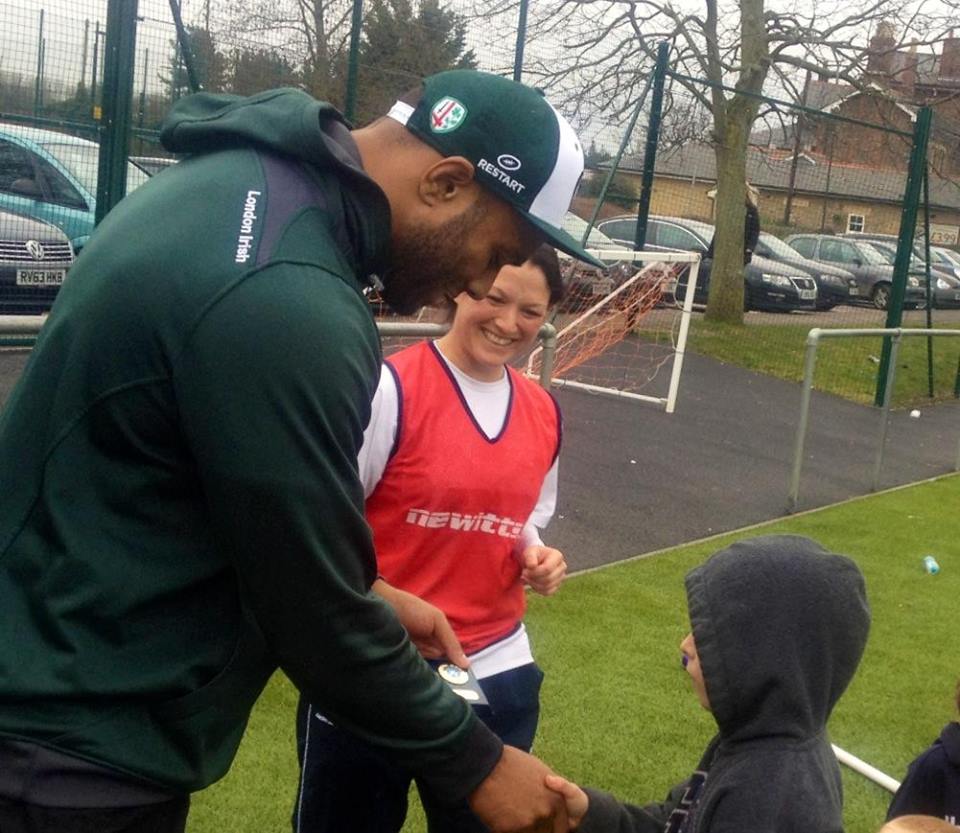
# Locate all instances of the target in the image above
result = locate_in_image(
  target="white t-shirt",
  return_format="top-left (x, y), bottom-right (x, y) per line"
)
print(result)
top-left (358, 342), bottom-right (559, 676)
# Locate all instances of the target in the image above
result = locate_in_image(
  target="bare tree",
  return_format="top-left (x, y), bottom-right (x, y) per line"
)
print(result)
top-left (212, 0), bottom-right (355, 103)
top-left (473, 0), bottom-right (955, 323)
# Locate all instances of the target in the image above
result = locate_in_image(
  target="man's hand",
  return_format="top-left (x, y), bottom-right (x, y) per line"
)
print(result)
top-left (520, 546), bottom-right (567, 596)
top-left (469, 746), bottom-right (569, 833)
top-left (372, 578), bottom-right (469, 668)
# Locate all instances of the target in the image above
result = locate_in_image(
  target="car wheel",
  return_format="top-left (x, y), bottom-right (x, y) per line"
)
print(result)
top-left (872, 283), bottom-right (891, 310)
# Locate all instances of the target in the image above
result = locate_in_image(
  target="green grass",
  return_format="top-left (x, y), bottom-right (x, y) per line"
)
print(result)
top-left (187, 475), bottom-right (960, 833)
top-left (684, 320), bottom-right (960, 406)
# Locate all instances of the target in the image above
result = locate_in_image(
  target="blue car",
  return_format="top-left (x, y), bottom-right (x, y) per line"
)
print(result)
top-left (0, 122), bottom-right (149, 253)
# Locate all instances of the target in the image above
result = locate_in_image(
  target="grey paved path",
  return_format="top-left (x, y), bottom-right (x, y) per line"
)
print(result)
top-left (549, 351), bottom-right (959, 570)
top-left (2, 345), bottom-right (957, 572)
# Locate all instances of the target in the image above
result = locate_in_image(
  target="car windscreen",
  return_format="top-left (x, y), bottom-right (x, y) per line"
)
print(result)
top-left (756, 233), bottom-right (804, 259)
top-left (856, 242), bottom-right (895, 265)
top-left (561, 213), bottom-right (619, 249)
top-left (41, 142), bottom-right (150, 197)
top-left (868, 241), bottom-right (925, 268)
top-left (933, 247), bottom-right (960, 267)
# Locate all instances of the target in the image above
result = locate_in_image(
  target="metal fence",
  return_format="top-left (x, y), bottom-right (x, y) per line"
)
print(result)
top-left (1, 1), bottom-right (959, 408)
top-left (584, 44), bottom-right (960, 408)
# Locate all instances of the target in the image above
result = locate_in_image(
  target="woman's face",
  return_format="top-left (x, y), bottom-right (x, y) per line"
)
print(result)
top-left (444, 260), bottom-right (551, 382)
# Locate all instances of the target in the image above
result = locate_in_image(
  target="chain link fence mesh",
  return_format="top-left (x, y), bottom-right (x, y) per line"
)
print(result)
top-left (1, 0), bottom-right (958, 405)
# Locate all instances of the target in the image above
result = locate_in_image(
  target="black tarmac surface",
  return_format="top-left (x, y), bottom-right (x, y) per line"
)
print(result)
top-left (2, 344), bottom-right (957, 573)
top-left (550, 351), bottom-right (959, 570)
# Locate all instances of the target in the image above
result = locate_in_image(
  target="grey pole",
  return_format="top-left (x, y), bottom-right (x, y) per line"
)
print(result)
top-left (872, 331), bottom-right (902, 491)
top-left (537, 323), bottom-right (556, 389)
top-left (787, 328), bottom-right (821, 513)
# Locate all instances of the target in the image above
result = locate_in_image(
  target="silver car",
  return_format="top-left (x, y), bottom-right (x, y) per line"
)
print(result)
top-left (784, 234), bottom-right (925, 310)
top-left (0, 209), bottom-right (75, 314)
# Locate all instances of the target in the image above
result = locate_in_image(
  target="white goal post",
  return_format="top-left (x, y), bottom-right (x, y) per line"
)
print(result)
top-left (526, 249), bottom-right (701, 414)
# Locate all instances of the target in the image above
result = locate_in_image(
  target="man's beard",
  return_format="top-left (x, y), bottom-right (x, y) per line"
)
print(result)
top-left (380, 201), bottom-right (488, 315)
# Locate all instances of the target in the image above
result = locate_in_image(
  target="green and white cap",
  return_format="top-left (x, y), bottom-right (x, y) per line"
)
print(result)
top-left (387, 69), bottom-right (604, 268)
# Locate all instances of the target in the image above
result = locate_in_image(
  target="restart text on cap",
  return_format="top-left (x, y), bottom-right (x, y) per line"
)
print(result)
top-left (387, 70), bottom-right (605, 268)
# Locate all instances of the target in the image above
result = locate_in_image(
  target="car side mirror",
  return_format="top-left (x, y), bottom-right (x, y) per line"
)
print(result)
top-left (851, 258), bottom-right (862, 267)
top-left (9, 177), bottom-right (43, 198)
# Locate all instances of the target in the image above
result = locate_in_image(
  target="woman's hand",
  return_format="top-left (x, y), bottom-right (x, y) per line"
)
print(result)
top-left (520, 546), bottom-right (567, 596)
top-left (372, 579), bottom-right (469, 668)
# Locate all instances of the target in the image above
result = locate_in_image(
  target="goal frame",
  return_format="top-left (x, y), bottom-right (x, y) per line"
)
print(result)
top-left (526, 249), bottom-right (702, 414)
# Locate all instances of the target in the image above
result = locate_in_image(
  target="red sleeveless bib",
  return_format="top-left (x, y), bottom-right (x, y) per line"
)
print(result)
top-left (366, 342), bottom-right (560, 653)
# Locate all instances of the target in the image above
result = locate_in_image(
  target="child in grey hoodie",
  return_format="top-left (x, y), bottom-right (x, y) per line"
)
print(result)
top-left (546, 534), bottom-right (871, 833)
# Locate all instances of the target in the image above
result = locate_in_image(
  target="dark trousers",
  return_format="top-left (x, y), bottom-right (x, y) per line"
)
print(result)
top-left (292, 662), bottom-right (544, 833)
top-left (0, 796), bottom-right (189, 833)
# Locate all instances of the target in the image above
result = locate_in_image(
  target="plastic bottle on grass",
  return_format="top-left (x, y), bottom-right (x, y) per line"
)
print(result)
top-left (922, 555), bottom-right (940, 575)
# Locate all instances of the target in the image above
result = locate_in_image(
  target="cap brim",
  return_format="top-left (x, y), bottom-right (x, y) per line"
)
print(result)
top-left (524, 214), bottom-right (607, 269)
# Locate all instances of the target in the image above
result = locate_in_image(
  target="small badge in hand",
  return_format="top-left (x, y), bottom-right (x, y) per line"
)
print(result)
top-left (436, 663), bottom-right (488, 705)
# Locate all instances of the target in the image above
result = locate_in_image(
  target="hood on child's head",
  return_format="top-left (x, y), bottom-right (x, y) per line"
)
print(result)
top-left (684, 534), bottom-right (870, 743)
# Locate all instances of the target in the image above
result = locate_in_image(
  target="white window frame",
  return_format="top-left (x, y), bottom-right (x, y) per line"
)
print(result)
top-left (847, 214), bottom-right (865, 233)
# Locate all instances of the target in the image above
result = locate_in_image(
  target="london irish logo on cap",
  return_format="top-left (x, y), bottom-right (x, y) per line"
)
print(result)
top-left (430, 97), bottom-right (467, 133)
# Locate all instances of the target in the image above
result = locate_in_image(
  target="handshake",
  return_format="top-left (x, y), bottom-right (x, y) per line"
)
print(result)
top-left (469, 745), bottom-right (587, 833)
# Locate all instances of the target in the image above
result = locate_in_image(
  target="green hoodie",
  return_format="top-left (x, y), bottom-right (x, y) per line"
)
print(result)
top-left (0, 89), bottom-right (501, 798)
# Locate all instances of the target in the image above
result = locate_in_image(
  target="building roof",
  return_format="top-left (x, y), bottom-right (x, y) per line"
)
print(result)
top-left (606, 142), bottom-right (960, 210)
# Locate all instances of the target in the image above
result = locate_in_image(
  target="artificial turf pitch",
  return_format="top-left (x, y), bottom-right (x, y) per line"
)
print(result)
top-left (188, 473), bottom-right (959, 833)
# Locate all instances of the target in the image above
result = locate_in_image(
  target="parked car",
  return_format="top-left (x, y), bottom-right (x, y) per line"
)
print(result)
top-left (130, 155), bottom-right (178, 176)
top-left (752, 231), bottom-right (859, 310)
top-left (558, 213), bottom-right (638, 309)
top-left (930, 245), bottom-right (960, 278)
top-left (784, 234), bottom-right (926, 310)
top-left (0, 209), bottom-right (75, 314)
top-left (930, 246), bottom-right (960, 278)
top-left (860, 239), bottom-right (960, 309)
top-left (598, 214), bottom-right (818, 312)
top-left (0, 122), bottom-right (150, 253)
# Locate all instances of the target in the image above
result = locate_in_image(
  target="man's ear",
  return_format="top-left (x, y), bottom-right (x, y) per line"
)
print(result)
top-left (417, 156), bottom-right (476, 206)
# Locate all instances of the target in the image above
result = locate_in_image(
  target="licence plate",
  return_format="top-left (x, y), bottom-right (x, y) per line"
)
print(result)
top-left (17, 268), bottom-right (65, 286)
top-left (591, 277), bottom-right (614, 295)
top-left (799, 289), bottom-right (816, 300)
top-left (849, 287), bottom-right (859, 296)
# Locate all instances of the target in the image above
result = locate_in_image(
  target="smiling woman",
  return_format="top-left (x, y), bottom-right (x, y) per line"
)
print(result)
top-left (293, 244), bottom-right (570, 833)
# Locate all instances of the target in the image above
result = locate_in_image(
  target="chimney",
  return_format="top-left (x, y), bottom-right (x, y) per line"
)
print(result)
top-left (868, 21), bottom-right (897, 76)
top-left (941, 30), bottom-right (960, 80)
top-left (900, 41), bottom-right (918, 93)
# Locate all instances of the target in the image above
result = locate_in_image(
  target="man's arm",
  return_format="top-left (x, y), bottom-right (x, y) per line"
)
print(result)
top-left (174, 266), bottom-right (564, 829)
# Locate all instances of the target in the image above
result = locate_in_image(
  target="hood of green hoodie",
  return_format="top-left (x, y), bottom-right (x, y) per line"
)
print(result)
top-left (160, 88), bottom-right (391, 279)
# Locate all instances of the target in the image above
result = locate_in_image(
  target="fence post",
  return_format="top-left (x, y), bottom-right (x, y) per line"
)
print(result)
top-left (872, 331), bottom-right (902, 490)
top-left (33, 10), bottom-right (45, 118)
top-left (344, 0), bottom-right (364, 123)
top-left (920, 165), bottom-right (934, 398)
top-left (582, 72), bottom-right (654, 243)
top-left (634, 41), bottom-right (669, 251)
top-left (94, 0), bottom-right (139, 226)
top-left (787, 329), bottom-right (821, 513)
top-left (513, 0), bottom-right (529, 82)
top-left (875, 107), bottom-right (931, 405)
top-left (537, 322), bottom-right (556, 389)
top-left (168, 0), bottom-right (201, 93)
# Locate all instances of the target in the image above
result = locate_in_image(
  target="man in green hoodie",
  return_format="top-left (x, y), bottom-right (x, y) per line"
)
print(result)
top-left (0, 70), bottom-right (600, 833)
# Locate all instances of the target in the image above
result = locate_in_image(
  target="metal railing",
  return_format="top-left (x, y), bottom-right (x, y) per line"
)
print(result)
top-left (787, 327), bottom-right (960, 512)
top-left (1, 318), bottom-right (558, 390)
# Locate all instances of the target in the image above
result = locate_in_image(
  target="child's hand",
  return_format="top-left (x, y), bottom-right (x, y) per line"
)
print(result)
top-left (544, 773), bottom-right (588, 829)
